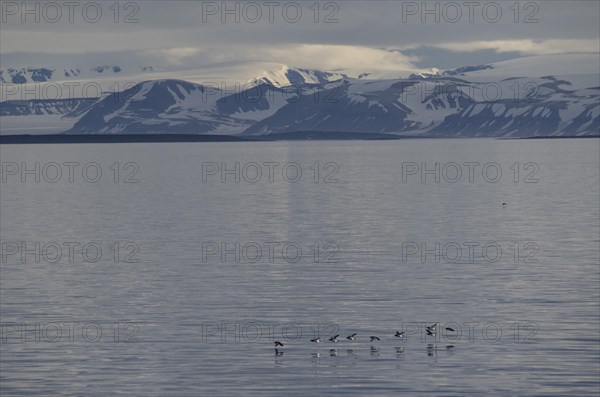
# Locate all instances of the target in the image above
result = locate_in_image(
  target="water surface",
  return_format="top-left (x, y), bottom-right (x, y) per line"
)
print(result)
top-left (1, 139), bottom-right (599, 396)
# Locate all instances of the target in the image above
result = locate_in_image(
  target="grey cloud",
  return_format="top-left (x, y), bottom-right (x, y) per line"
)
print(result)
top-left (1, 1), bottom-right (598, 72)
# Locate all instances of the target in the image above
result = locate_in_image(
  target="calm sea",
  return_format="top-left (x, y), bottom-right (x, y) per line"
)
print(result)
top-left (1, 139), bottom-right (599, 396)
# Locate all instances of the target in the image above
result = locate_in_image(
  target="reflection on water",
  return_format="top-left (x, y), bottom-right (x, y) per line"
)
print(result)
top-left (1, 139), bottom-right (599, 396)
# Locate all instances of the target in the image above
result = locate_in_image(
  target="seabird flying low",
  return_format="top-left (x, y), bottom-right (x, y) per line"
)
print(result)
top-left (310, 337), bottom-right (321, 343)
top-left (445, 327), bottom-right (455, 332)
top-left (329, 335), bottom-right (339, 343)
top-left (346, 333), bottom-right (357, 341)
top-left (395, 331), bottom-right (405, 338)
top-left (274, 341), bottom-right (284, 347)
top-left (370, 336), bottom-right (380, 342)
top-left (426, 324), bottom-right (438, 336)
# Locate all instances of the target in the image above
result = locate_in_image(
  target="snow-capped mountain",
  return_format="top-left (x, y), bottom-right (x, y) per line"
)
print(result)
top-left (64, 79), bottom-right (294, 135)
top-left (0, 67), bottom-right (55, 83)
top-left (0, 65), bottom-right (154, 84)
top-left (244, 68), bottom-right (599, 137)
top-left (2, 54), bottom-right (599, 137)
top-left (249, 65), bottom-right (347, 88)
top-left (408, 65), bottom-right (493, 80)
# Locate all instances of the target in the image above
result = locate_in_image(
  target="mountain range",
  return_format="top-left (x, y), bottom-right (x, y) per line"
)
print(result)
top-left (1, 54), bottom-right (598, 137)
top-left (0, 65), bottom-right (153, 84)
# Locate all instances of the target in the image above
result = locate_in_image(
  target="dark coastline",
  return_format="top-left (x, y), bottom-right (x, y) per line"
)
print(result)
top-left (1, 132), bottom-right (597, 144)
top-left (0, 134), bottom-right (253, 144)
top-left (0, 131), bottom-right (410, 144)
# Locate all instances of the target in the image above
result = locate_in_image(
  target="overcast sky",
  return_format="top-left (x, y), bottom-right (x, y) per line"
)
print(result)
top-left (1, 0), bottom-right (599, 77)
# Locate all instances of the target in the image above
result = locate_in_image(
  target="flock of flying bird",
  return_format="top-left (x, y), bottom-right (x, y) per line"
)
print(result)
top-left (273, 323), bottom-right (455, 349)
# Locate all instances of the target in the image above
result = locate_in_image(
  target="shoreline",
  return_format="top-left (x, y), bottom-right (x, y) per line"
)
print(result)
top-left (1, 133), bottom-right (597, 144)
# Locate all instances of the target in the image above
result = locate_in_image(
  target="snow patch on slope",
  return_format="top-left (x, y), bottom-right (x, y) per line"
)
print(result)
top-left (250, 65), bottom-right (347, 88)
